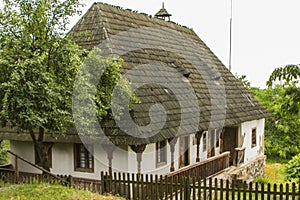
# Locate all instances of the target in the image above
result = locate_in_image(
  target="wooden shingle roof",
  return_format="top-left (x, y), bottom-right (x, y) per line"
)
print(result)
top-left (68, 3), bottom-right (269, 145)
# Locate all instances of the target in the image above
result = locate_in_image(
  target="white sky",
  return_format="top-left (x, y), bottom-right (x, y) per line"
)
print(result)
top-left (2, 1), bottom-right (300, 88)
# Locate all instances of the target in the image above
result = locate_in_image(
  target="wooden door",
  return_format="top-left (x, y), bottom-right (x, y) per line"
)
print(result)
top-left (178, 136), bottom-right (190, 168)
top-left (222, 127), bottom-right (238, 166)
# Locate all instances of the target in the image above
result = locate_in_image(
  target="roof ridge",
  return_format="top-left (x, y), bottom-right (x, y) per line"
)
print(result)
top-left (94, 2), bottom-right (195, 33)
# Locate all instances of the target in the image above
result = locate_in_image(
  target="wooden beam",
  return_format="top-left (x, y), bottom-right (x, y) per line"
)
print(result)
top-left (14, 155), bottom-right (19, 184)
top-left (130, 144), bottom-right (146, 174)
top-left (168, 138), bottom-right (178, 172)
top-left (195, 132), bottom-right (202, 162)
top-left (102, 144), bottom-right (116, 175)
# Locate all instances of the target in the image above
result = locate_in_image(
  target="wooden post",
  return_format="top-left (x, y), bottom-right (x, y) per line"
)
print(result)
top-left (102, 144), bottom-right (116, 175)
top-left (168, 137), bottom-right (178, 172)
top-left (14, 155), bottom-right (19, 184)
top-left (130, 144), bottom-right (146, 175)
top-left (195, 132), bottom-right (202, 162)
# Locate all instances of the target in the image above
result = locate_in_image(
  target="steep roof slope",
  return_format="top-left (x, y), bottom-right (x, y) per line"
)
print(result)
top-left (68, 3), bottom-right (269, 145)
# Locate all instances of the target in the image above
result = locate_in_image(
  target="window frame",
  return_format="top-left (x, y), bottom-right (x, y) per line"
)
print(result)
top-left (251, 128), bottom-right (257, 148)
top-left (156, 140), bottom-right (167, 167)
top-left (74, 143), bottom-right (94, 173)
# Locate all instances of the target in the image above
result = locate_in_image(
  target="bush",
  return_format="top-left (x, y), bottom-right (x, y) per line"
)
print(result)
top-left (0, 140), bottom-right (9, 165)
top-left (286, 153), bottom-right (300, 182)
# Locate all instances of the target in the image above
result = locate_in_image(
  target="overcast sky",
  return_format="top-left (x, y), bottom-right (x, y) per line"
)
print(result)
top-left (2, 1), bottom-right (300, 88)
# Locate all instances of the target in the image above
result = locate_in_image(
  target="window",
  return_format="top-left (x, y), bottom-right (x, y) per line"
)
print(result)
top-left (251, 128), bottom-right (257, 147)
top-left (74, 143), bottom-right (94, 172)
top-left (156, 141), bottom-right (167, 166)
top-left (35, 142), bottom-right (53, 168)
top-left (203, 132), bottom-right (207, 151)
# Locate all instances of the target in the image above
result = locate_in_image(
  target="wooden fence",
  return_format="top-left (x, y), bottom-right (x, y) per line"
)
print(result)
top-left (0, 168), bottom-right (70, 185)
top-left (1, 169), bottom-right (299, 199)
top-left (99, 172), bottom-right (300, 200)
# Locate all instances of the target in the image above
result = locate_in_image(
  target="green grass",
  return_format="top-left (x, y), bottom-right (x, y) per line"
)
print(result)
top-left (266, 156), bottom-right (290, 165)
top-left (0, 182), bottom-right (124, 200)
top-left (255, 162), bottom-right (287, 184)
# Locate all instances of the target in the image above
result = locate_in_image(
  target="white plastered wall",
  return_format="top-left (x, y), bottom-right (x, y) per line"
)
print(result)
top-left (240, 118), bottom-right (265, 162)
top-left (10, 134), bottom-right (202, 178)
top-left (10, 140), bottom-right (40, 174)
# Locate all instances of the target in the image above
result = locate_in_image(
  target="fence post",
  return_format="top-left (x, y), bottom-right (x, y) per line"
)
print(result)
top-left (69, 175), bottom-right (73, 187)
top-left (100, 171), bottom-right (105, 194)
top-left (14, 155), bottom-right (19, 184)
top-left (186, 177), bottom-right (191, 200)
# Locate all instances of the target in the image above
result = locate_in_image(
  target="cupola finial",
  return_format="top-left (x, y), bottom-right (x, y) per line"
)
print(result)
top-left (155, 2), bottom-right (172, 21)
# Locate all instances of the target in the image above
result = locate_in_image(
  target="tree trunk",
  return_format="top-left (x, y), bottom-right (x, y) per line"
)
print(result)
top-left (29, 127), bottom-right (50, 171)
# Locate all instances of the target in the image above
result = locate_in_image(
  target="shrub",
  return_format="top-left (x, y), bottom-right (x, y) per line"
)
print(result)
top-left (286, 153), bottom-right (300, 182)
top-left (0, 140), bottom-right (9, 165)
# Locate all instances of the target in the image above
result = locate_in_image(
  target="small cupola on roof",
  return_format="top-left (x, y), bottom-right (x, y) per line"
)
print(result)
top-left (155, 2), bottom-right (172, 21)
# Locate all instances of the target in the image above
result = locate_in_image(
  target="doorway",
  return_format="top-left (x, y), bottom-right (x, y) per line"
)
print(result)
top-left (222, 127), bottom-right (238, 166)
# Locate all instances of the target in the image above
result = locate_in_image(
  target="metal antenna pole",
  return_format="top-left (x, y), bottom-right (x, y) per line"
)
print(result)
top-left (229, 0), bottom-right (233, 71)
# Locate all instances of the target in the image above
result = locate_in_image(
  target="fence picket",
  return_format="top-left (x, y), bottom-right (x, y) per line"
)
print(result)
top-left (159, 175), bottom-right (163, 199)
top-left (285, 183), bottom-right (289, 200)
top-left (127, 173), bottom-right (130, 199)
top-left (261, 183), bottom-right (265, 200)
top-left (273, 183), bottom-right (277, 200)
top-left (267, 183), bottom-right (271, 200)
top-left (203, 178), bottom-right (207, 200)
top-left (209, 178), bottom-right (212, 200)
top-left (237, 182), bottom-right (241, 200)
top-left (186, 177), bottom-right (190, 200)
top-left (255, 182), bottom-right (259, 200)
top-left (242, 181), bottom-right (247, 200)
top-left (136, 173), bottom-right (140, 200)
top-left (249, 181), bottom-right (253, 200)
top-left (180, 176), bottom-right (184, 200)
top-left (145, 174), bottom-right (148, 199)
top-left (131, 173), bottom-right (135, 200)
top-left (199, 177), bottom-right (202, 200)
top-left (164, 175), bottom-right (168, 200)
top-left (192, 177), bottom-right (196, 200)
top-left (291, 182), bottom-right (295, 200)
top-left (279, 184), bottom-right (283, 200)
top-left (155, 174), bottom-right (159, 200)
top-left (174, 176), bottom-right (178, 200)
top-left (141, 174), bottom-right (144, 200)
top-left (232, 179), bottom-right (235, 200)
top-left (214, 178), bottom-right (218, 200)
top-left (220, 179), bottom-right (224, 200)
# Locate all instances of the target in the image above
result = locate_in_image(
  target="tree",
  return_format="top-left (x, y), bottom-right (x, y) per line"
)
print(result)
top-left (267, 64), bottom-right (300, 87)
top-left (252, 64), bottom-right (300, 158)
top-left (235, 73), bottom-right (251, 89)
top-left (0, 0), bottom-right (138, 171)
top-left (0, 0), bottom-right (83, 170)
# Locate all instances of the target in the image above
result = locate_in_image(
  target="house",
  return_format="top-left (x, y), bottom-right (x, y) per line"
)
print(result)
top-left (0, 3), bottom-right (269, 180)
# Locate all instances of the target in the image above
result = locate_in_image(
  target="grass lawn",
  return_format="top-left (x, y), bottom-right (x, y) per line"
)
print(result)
top-left (254, 156), bottom-right (289, 184)
top-left (0, 182), bottom-right (125, 200)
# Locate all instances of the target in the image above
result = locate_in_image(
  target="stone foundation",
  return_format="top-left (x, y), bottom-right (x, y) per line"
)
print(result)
top-left (221, 155), bottom-right (266, 182)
